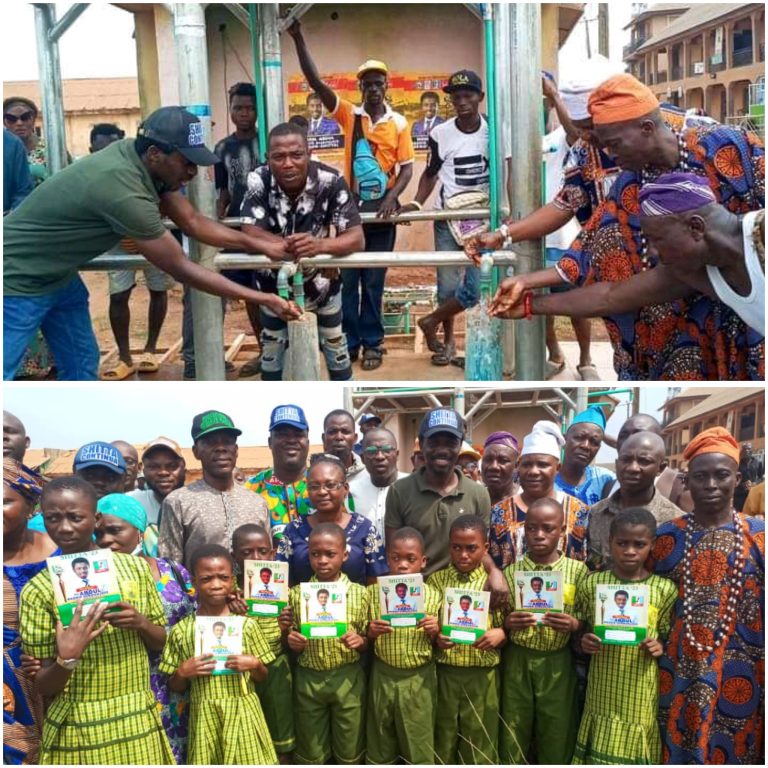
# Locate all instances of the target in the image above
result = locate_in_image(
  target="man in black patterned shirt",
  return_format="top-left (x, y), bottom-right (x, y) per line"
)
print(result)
top-left (241, 122), bottom-right (364, 380)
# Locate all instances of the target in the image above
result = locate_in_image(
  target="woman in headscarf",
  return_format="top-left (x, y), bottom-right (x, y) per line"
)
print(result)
top-left (3, 458), bottom-right (57, 764)
top-left (489, 421), bottom-right (590, 568)
top-left (94, 493), bottom-right (196, 764)
top-left (650, 427), bottom-right (764, 765)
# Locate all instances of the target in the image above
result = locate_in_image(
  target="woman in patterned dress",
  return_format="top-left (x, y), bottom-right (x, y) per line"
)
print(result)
top-left (573, 508), bottom-right (677, 764)
top-left (277, 454), bottom-right (388, 585)
top-left (18, 476), bottom-right (174, 765)
top-left (650, 428), bottom-right (765, 764)
top-left (3, 459), bottom-right (57, 765)
top-left (489, 421), bottom-right (589, 568)
top-left (95, 493), bottom-right (196, 764)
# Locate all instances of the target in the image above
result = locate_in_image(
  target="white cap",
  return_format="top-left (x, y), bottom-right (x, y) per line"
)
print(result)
top-left (559, 55), bottom-right (626, 120)
top-left (520, 420), bottom-right (565, 459)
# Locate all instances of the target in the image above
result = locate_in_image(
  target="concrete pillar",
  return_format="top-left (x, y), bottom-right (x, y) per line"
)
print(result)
top-left (540, 3), bottom-right (560, 79)
top-left (260, 3), bottom-right (285, 133)
top-left (133, 10), bottom-right (161, 115)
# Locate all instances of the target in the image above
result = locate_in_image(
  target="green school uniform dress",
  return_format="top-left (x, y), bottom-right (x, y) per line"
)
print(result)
top-left (366, 581), bottom-right (442, 765)
top-left (19, 553), bottom-right (175, 765)
top-left (572, 570), bottom-right (677, 765)
top-left (159, 614), bottom-right (278, 766)
top-left (289, 573), bottom-right (370, 765)
top-left (427, 564), bottom-right (504, 765)
top-left (501, 553), bottom-right (588, 764)
top-left (253, 613), bottom-right (295, 754)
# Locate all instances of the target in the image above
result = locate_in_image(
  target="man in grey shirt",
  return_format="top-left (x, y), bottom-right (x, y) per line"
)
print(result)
top-left (158, 411), bottom-right (269, 566)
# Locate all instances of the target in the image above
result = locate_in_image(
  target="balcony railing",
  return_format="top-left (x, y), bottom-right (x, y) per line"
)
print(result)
top-left (732, 47), bottom-right (754, 67)
top-left (623, 36), bottom-right (647, 58)
top-left (670, 65), bottom-right (683, 81)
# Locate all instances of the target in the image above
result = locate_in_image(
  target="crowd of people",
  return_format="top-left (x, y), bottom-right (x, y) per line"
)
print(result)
top-left (3, 401), bottom-right (764, 765)
top-left (4, 19), bottom-right (764, 382)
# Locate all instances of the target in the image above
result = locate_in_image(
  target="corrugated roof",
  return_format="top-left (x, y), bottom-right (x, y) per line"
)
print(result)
top-left (635, 3), bottom-right (756, 53)
top-left (38, 444), bottom-right (325, 477)
top-left (3, 78), bottom-right (139, 114)
top-left (660, 388), bottom-right (720, 411)
top-left (664, 388), bottom-right (763, 430)
top-left (624, 4), bottom-right (691, 30)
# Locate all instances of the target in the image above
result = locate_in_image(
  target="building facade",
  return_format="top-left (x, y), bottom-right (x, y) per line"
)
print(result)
top-left (624, 3), bottom-right (764, 125)
top-left (661, 387), bottom-right (765, 468)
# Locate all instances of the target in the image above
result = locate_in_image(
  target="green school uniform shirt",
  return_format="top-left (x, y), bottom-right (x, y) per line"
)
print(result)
top-left (503, 553), bottom-right (588, 652)
top-left (427, 564), bottom-right (503, 668)
top-left (289, 573), bottom-right (369, 671)
top-left (367, 581), bottom-right (441, 669)
top-left (4, 139), bottom-right (167, 296)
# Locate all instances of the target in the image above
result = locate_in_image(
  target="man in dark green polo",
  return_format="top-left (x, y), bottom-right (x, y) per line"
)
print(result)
top-left (385, 409), bottom-right (506, 604)
top-left (4, 106), bottom-right (300, 381)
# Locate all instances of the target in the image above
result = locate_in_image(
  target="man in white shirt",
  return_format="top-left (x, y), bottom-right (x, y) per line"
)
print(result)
top-left (128, 437), bottom-right (186, 527)
top-left (348, 427), bottom-right (408, 542)
top-left (400, 70), bottom-right (489, 366)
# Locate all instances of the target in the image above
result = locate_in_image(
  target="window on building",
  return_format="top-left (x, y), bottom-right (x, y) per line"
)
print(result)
top-left (739, 405), bottom-right (756, 441)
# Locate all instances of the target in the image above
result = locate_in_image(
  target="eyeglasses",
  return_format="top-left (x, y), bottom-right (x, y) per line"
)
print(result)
top-left (307, 481), bottom-right (345, 493)
top-left (363, 445), bottom-right (395, 456)
top-left (4, 111), bottom-right (34, 124)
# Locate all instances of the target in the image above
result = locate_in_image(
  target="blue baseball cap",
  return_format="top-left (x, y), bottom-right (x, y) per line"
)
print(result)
top-left (419, 408), bottom-right (465, 441)
top-left (359, 413), bottom-right (381, 426)
top-left (270, 404), bottom-right (309, 432)
top-left (73, 442), bottom-right (126, 475)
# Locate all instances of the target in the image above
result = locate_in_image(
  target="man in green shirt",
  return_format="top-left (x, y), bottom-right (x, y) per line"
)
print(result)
top-left (3, 106), bottom-right (299, 381)
top-left (384, 407), bottom-right (507, 602)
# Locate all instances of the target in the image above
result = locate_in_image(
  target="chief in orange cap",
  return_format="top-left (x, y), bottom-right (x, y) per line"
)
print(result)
top-left (682, 426), bottom-right (741, 466)
top-left (588, 73), bottom-right (660, 127)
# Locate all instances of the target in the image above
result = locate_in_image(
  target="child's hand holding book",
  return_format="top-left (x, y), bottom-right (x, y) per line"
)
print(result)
top-left (55, 600), bottom-right (109, 661)
top-left (286, 630), bottom-right (308, 653)
top-left (541, 612), bottom-right (580, 634)
top-left (176, 654), bottom-right (216, 679)
top-left (639, 637), bottom-right (663, 657)
top-left (340, 630), bottom-right (366, 651)
top-left (277, 605), bottom-right (293, 633)
top-left (367, 619), bottom-right (392, 640)
top-left (580, 632), bottom-right (602, 655)
top-left (224, 654), bottom-right (268, 681)
top-left (505, 611), bottom-right (537, 631)
top-left (473, 627), bottom-right (505, 651)
top-left (417, 615), bottom-right (439, 639)
top-left (226, 590), bottom-right (249, 616)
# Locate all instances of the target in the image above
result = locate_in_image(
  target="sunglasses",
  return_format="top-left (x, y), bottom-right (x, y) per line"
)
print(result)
top-left (4, 111), bottom-right (34, 124)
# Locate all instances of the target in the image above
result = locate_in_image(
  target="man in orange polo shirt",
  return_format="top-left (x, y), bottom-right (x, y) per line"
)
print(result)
top-left (289, 20), bottom-right (415, 371)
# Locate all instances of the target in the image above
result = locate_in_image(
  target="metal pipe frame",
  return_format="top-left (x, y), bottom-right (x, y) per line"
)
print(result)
top-left (248, 4), bottom-right (268, 162)
top-left (49, 3), bottom-right (89, 42)
top-left (277, 3), bottom-right (312, 32)
top-left (33, 4), bottom-right (68, 175)
top-left (81, 250), bottom-right (518, 272)
top-left (260, 3), bottom-right (285, 132)
top-left (173, 3), bottom-right (226, 381)
top-left (508, 3), bottom-right (546, 381)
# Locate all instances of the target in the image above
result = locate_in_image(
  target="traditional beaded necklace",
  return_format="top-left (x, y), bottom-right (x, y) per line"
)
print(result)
top-left (681, 510), bottom-right (744, 653)
top-left (638, 131), bottom-right (691, 269)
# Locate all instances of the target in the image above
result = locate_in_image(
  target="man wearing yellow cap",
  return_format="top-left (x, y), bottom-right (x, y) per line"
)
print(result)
top-left (489, 73), bottom-right (764, 381)
top-left (288, 20), bottom-right (415, 371)
top-left (650, 427), bottom-right (765, 765)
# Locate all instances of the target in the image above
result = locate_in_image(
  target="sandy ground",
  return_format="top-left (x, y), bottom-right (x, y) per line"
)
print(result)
top-left (67, 269), bottom-right (609, 382)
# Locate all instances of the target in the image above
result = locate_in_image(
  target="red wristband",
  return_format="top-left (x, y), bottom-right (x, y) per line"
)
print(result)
top-left (523, 290), bottom-right (534, 320)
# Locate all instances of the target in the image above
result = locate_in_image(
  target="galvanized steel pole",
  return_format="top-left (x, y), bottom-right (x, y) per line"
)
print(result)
top-left (33, 3), bottom-right (68, 174)
top-left (260, 3), bottom-right (285, 132)
top-left (173, 3), bottom-right (226, 381)
top-left (509, 3), bottom-right (546, 381)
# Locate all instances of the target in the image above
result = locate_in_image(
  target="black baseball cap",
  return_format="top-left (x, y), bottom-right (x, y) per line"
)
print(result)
top-left (136, 106), bottom-right (219, 166)
top-left (443, 70), bottom-right (483, 95)
top-left (419, 408), bottom-right (465, 441)
top-left (191, 410), bottom-right (243, 442)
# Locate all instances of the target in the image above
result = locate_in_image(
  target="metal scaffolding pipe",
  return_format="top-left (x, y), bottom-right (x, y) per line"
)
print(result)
top-left (248, 4), bottom-right (268, 162)
top-left (49, 3), bottom-right (89, 42)
top-left (33, 4), bottom-right (68, 174)
top-left (260, 3), bottom-right (285, 132)
top-left (509, 3), bottom-right (545, 381)
top-left (173, 2), bottom-right (225, 381)
top-left (494, 3), bottom-right (517, 377)
top-left (82, 250), bottom-right (518, 272)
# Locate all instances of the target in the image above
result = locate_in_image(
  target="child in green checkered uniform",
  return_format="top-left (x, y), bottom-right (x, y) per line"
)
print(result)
top-left (500, 498), bottom-right (589, 764)
top-left (159, 544), bottom-right (278, 765)
top-left (18, 477), bottom-right (175, 765)
top-left (427, 515), bottom-right (506, 765)
top-left (284, 521), bottom-right (370, 764)
top-left (573, 508), bottom-right (677, 764)
top-left (229, 523), bottom-right (296, 759)
top-left (366, 527), bottom-right (442, 764)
